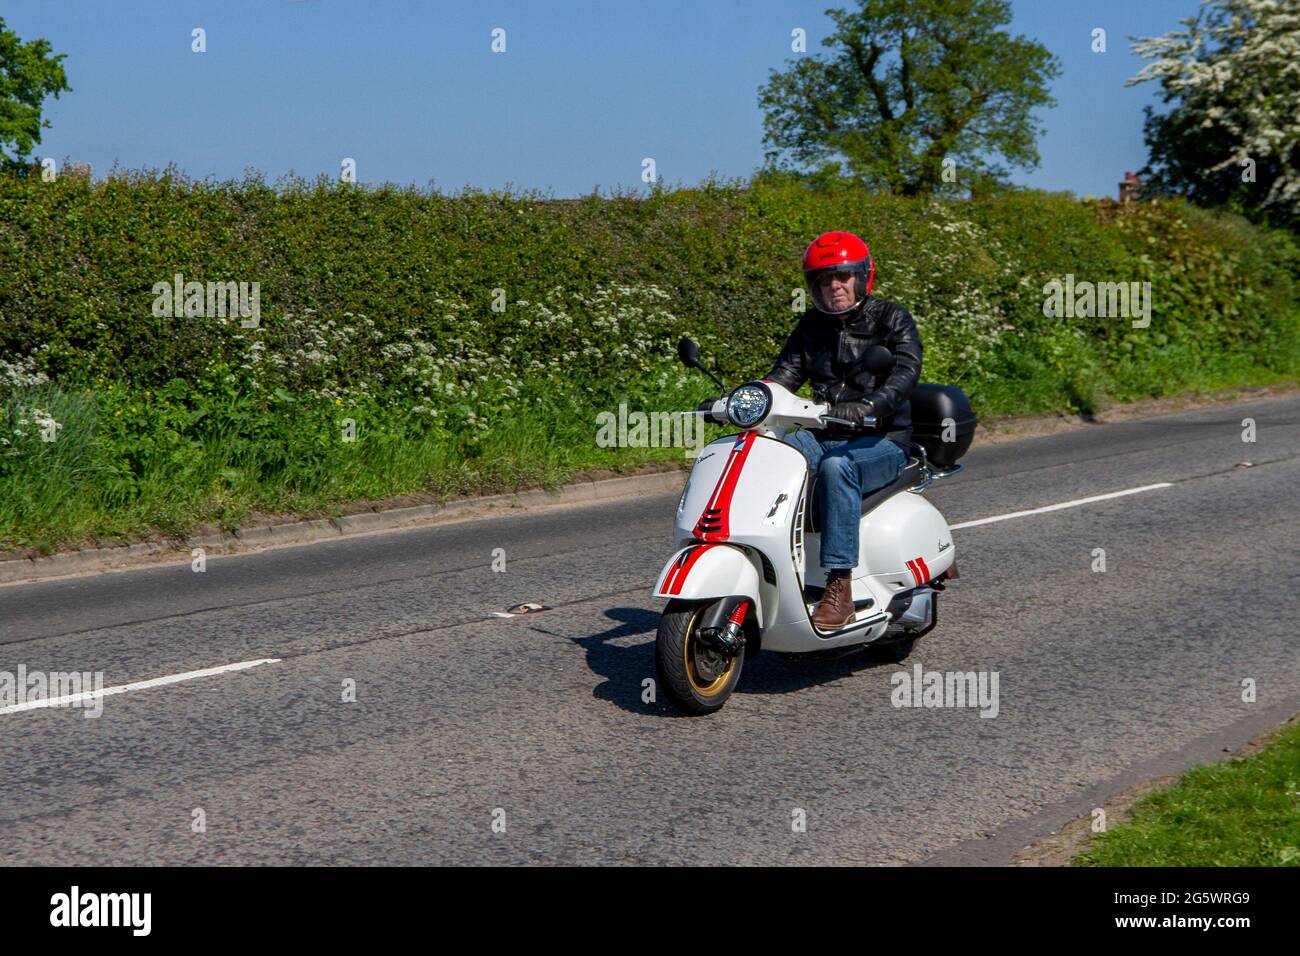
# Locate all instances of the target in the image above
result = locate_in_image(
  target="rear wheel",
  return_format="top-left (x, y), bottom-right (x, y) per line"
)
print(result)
top-left (655, 600), bottom-right (745, 714)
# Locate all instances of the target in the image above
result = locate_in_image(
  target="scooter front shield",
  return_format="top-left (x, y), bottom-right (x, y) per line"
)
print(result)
top-left (675, 432), bottom-right (808, 546)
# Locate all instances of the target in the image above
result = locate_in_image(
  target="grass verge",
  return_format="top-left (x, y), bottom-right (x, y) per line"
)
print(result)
top-left (1076, 717), bottom-right (1300, 867)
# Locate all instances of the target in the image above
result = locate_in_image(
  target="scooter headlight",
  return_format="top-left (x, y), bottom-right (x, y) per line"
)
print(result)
top-left (726, 382), bottom-right (772, 429)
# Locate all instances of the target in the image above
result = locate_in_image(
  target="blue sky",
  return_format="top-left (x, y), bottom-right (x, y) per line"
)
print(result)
top-left (6, 0), bottom-right (1196, 198)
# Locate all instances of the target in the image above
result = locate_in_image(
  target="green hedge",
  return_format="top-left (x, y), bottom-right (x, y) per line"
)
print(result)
top-left (1, 169), bottom-right (1297, 549)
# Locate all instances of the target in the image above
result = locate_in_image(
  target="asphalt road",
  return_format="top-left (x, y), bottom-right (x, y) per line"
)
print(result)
top-left (2, 393), bottom-right (1298, 865)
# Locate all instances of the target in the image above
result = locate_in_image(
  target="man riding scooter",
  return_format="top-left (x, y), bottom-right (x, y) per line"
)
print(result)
top-left (754, 231), bottom-right (923, 629)
top-left (663, 234), bottom-right (967, 712)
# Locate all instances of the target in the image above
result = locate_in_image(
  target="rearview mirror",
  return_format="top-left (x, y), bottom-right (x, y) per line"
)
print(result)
top-left (677, 336), bottom-right (701, 369)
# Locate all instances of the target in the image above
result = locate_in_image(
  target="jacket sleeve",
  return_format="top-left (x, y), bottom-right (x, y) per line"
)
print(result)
top-left (763, 322), bottom-right (807, 393)
top-left (862, 304), bottom-right (923, 418)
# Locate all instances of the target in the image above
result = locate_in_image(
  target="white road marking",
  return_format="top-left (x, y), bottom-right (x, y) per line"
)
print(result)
top-left (0, 658), bottom-right (281, 716)
top-left (949, 482), bottom-right (1174, 530)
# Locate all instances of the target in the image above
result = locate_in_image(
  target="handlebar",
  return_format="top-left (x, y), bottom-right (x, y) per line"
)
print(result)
top-left (820, 414), bottom-right (879, 430)
top-left (686, 396), bottom-right (877, 431)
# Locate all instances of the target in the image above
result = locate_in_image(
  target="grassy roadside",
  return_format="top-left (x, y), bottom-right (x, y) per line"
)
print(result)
top-left (4, 175), bottom-right (1299, 553)
top-left (1075, 718), bottom-right (1300, 867)
top-left (3, 376), bottom-right (1296, 559)
top-left (0, 374), bottom-right (709, 554)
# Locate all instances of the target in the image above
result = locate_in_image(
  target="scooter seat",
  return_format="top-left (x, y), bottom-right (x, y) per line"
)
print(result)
top-left (803, 457), bottom-right (925, 534)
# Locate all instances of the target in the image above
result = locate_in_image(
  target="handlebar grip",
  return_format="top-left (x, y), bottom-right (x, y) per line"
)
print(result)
top-left (696, 397), bottom-right (726, 426)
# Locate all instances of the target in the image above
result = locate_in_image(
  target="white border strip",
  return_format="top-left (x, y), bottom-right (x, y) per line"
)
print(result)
top-left (0, 658), bottom-right (281, 715)
top-left (950, 482), bottom-right (1173, 530)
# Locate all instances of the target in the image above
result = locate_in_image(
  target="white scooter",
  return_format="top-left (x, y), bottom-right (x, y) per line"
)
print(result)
top-left (652, 337), bottom-right (977, 714)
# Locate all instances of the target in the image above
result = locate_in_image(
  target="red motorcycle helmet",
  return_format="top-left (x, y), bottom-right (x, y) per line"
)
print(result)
top-left (802, 231), bottom-right (875, 315)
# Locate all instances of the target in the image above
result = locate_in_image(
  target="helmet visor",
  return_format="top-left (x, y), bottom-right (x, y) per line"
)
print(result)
top-left (806, 263), bottom-right (867, 314)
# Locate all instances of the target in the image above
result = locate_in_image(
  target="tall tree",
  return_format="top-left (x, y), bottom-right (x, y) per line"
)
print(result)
top-left (1128, 0), bottom-right (1300, 227)
top-left (758, 0), bottom-right (1060, 196)
top-left (0, 16), bottom-right (72, 168)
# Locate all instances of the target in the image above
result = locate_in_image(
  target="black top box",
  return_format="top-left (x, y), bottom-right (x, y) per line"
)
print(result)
top-left (909, 383), bottom-right (977, 468)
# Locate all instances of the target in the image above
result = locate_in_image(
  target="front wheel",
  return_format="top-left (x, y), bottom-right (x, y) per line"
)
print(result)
top-left (655, 599), bottom-right (745, 714)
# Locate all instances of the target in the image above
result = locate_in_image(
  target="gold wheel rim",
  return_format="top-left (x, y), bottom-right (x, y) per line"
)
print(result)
top-left (683, 606), bottom-right (739, 698)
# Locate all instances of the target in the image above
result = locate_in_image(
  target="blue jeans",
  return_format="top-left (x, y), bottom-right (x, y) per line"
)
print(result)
top-left (783, 429), bottom-right (906, 571)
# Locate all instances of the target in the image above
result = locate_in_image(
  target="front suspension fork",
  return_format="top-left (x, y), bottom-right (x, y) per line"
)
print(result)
top-left (696, 596), bottom-right (751, 657)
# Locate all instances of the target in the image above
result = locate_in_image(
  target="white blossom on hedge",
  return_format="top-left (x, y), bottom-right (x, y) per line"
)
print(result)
top-left (1128, 0), bottom-right (1300, 214)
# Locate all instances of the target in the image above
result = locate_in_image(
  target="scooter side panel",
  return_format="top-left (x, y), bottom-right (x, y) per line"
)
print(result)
top-left (858, 492), bottom-right (955, 604)
top-left (777, 490), bottom-right (954, 646)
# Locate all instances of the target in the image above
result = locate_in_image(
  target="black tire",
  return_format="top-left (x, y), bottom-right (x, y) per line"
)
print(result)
top-left (655, 599), bottom-right (745, 715)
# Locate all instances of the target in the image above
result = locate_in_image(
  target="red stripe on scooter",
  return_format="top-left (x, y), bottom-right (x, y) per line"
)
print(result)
top-left (668, 544), bottom-right (714, 595)
top-left (662, 544), bottom-right (716, 595)
top-left (905, 559), bottom-right (922, 586)
top-left (915, 556), bottom-right (931, 582)
top-left (657, 555), bottom-right (681, 593)
top-left (693, 432), bottom-right (757, 542)
top-left (660, 547), bottom-right (694, 593)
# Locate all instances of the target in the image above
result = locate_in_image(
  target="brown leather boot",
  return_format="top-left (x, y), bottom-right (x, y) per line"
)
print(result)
top-left (812, 570), bottom-right (855, 629)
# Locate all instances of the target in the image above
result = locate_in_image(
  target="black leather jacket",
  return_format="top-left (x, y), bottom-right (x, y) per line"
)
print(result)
top-left (764, 295), bottom-right (923, 446)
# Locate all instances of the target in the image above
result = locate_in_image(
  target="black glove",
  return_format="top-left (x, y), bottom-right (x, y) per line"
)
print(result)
top-left (827, 400), bottom-right (877, 429)
top-left (697, 396), bottom-right (725, 425)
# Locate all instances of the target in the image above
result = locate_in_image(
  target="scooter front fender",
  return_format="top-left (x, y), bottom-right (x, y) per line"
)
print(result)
top-left (652, 543), bottom-right (763, 619)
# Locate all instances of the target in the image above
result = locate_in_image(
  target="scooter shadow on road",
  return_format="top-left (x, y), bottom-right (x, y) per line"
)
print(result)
top-left (527, 606), bottom-right (658, 715)
top-left (532, 606), bottom-right (906, 717)
top-left (739, 643), bottom-right (903, 696)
